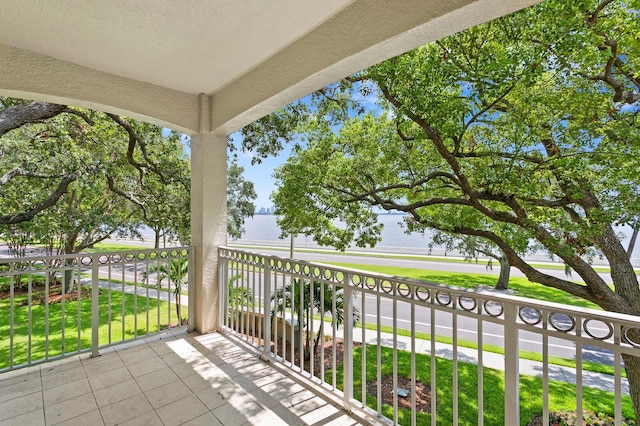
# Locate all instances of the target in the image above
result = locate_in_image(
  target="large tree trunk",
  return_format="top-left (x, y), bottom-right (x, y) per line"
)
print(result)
top-left (495, 254), bottom-right (510, 290)
top-left (622, 353), bottom-right (640, 422)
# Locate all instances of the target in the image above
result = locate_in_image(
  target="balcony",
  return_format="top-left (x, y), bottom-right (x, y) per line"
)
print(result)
top-left (1, 247), bottom-right (638, 425)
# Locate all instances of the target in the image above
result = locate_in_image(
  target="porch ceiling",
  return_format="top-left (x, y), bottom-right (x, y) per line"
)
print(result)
top-left (0, 0), bottom-right (541, 134)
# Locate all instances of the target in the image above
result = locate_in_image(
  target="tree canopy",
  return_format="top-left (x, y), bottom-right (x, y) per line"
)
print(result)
top-left (272, 0), bottom-right (640, 417)
top-left (0, 97), bottom-right (261, 251)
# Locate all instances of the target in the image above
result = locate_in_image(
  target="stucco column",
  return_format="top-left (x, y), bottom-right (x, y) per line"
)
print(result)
top-left (190, 132), bottom-right (227, 333)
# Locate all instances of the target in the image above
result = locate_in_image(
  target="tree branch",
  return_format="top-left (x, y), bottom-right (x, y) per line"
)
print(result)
top-left (0, 101), bottom-right (67, 137)
top-left (0, 172), bottom-right (80, 225)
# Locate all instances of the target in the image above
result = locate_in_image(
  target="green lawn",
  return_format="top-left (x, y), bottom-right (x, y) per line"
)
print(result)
top-left (332, 345), bottom-right (634, 426)
top-left (0, 288), bottom-right (182, 369)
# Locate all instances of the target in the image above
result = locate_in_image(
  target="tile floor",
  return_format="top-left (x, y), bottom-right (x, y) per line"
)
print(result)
top-left (0, 330), bottom-right (378, 425)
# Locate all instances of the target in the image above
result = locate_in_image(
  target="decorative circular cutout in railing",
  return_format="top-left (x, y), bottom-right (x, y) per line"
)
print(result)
top-left (365, 276), bottom-right (377, 291)
top-left (397, 283), bottom-right (412, 298)
top-left (483, 300), bottom-right (504, 317)
top-left (435, 291), bottom-right (452, 307)
top-left (583, 319), bottom-right (614, 341)
top-left (458, 296), bottom-right (477, 312)
top-left (415, 287), bottom-right (430, 302)
top-left (80, 256), bottom-right (93, 266)
top-left (549, 312), bottom-right (576, 333)
top-left (351, 274), bottom-right (362, 287)
top-left (623, 327), bottom-right (640, 348)
top-left (518, 307), bottom-right (542, 326)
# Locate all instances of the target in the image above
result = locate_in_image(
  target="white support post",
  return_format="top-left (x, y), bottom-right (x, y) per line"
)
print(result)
top-left (91, 254), bottom-right (100, 358)
top-left (504, 304), bottom-right (520, 425)
top-left (342, 274), bottom-right (354, 411)
top-left (190, 130), bottom-right (227, 333)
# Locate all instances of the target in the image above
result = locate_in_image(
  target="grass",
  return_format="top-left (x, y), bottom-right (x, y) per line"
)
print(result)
top-left (0, 287), bottom-right (184, 369)
top-left (331, 345), bottom-right (634, 425)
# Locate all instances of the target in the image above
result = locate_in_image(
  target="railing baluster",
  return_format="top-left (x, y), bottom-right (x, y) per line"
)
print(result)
top-left (9, 267), bottom-right (14, 369)
top-left (343, 273), bottom-right (353, 411)
top-left (188, 248), bottom-right (196, 332)
top-left (108, 260), bottom-right (113, 345)
top-left (91, 254), bottom-right (99, 358)
top-left (45, 268), bottom-right (50, 361)
top-left (430, 303), bottom-right (436, 426)
top-left (614, 324), bottom-right (622, 426)
top-left (453, 308), bottom-right (459, 425)
top-left (360, 282), bottom-right (366, 410)
top-left (262, 260), bottom-right (272, 362)
top-left (542, 314), bottom-right (549, 426)
top-left (61, 266), bottom-right (66, 356)
top-left (576, 318), bottom-right (583, 424)
top-left (477, 305), bottom-right (484, 426)
top-left (411, 299), bottom-right (416, 426)
top-left (309, 279), bottom-right (314, 378)
top-left (27, 273), bottom-right (32, 364)
top-left (504, 304), bottom-right (520, 426)
top-left (392, 294), bottom-right (398, 425)
top-left (377, 288), bottom-right (382, 417)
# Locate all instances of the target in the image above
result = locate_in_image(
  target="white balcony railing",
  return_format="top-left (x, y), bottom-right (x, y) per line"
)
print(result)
top-left (0, 247), bottom-right (191, 372)
top-left (219, 246), bottom-right (639, 426)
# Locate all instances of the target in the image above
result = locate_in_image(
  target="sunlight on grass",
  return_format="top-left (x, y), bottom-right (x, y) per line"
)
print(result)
top-left (0, 290), bottom-right (182, 369)
top-left (330, 345), bottom-right (634, 426)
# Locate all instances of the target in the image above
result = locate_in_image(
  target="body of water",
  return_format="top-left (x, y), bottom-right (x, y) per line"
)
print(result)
top-left (232, 214), bottom-right (640, 266)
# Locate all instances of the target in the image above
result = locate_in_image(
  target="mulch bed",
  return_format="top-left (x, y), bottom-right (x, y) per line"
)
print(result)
top-left (0, 281), bottom-right (93, 305)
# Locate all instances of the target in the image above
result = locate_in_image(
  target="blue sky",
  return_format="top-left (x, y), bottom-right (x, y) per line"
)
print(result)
top-left (230, 134), bottom-right (294, 210)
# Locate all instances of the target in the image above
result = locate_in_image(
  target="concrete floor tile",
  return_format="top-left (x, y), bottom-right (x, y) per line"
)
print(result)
top-left (0, 368), bottom-right (40, 389)
top-left (82, 352), bottom-right (125, 377)
top-left (92, 379), bottom-right (142, 408)
top-left (144, 379), bottom-right (192, 409)
top-left (0, 376), bottom-right (41, 403)
top-left (45, 392), bottom-right (97, 425)
top-left (0, 408), bottom-right (44, 426)
top-left (135, 368), bottom-right (178, 392)
top-left (211, 402), bottom-right (249, 426)
top-left (117, 411), bottom-right (163, 426)
top-left (118, 346), bottom-right (159, 365)
top-left (155, 395), bottom-right (208, 426)
top-left (43, 377), bottom-right (91, 406)
top-left (41, 365), bottom-right (86, 390)
top-left (58, 409), bottom-right (104, 426)
top-left (99, 393), bottom-right (153, 426)
top-left (182, 411), bottom-right (223, 426)
top-left (126, 355), bottom-right (168, 378)
top-left (195, 387), bottom-right (228, 411)
top-left (0, 392), bottom-right (43, 422)
top-left (88, 366), bottom-right (133, 391)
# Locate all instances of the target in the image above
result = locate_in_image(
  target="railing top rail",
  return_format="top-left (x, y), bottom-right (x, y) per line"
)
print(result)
top-left (219, 246), bottom-right (640, 328)
top-left (0, 246), bottom-right (191, 265)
